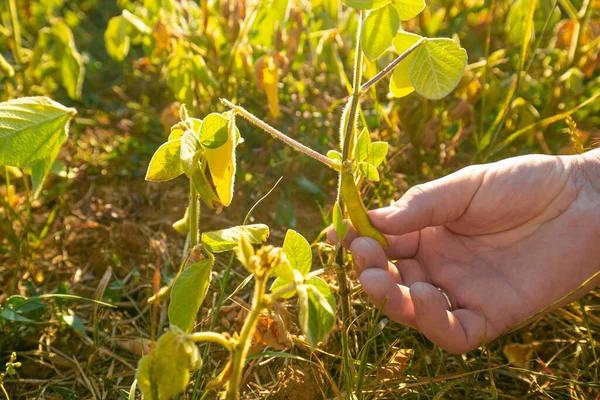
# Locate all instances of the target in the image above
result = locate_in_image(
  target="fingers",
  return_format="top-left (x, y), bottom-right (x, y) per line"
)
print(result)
top-left (368, 165), bottom-right (485, 236)
top-left (359, 268), bottom-right (416, 329)
top-left (410, 282), bottom-right (489, 354)
top-left (327, 225), bottom-right (420, 259)
top-left (349, 237), bottom-right (402, 283)
top-left (394, 259), bottom-right (428, 286)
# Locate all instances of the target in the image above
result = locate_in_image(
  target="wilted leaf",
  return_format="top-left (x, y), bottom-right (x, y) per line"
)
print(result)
top-left (168, 259), bottom-right (213, 333)
top-left (202, 224), bottom-right (270, 253)
top-left (146, 140), bottom-right (184, 181)
top-left (503, 343), bottom-right (539, 369)
top-left (361, 4), bottom-right (400, 61)
top-left (136, 330), bottom-right (201, 400)
top-left (0, 97), bottom-right (76, 197)
top-left (251, 310), bottom-right (293, 351)
top-left (377, 348), bottom-right (414, 381)
top-left (410, 38), bottom-right (467, 100)
top-left (282, 229), bottom-right (312, 277)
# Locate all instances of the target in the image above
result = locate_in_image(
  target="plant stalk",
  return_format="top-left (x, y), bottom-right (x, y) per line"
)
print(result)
top-left (189, 179), bottom-right (199, 248)
top-left (220, 98), bottom-right (340, 171)
top-left (226, 273), bottom-right (268, 399)
top-left (359, 38), bottom-right (425, 95)
top-left (190, 332), bottom-right (233, 350)
top-left (8, 0), bottom-right (23, 64)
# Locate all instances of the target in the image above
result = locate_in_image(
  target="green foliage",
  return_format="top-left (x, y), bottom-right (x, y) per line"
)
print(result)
top-left (104, 15), bottom-right (130, 61)
top-left (361, 4), bottom-right (399, 61)
top-left (297, 278), bottom-right (336, 348)
top-left (0, 97), bottom-right (76, 197)
top-left (332, 202), bottom-right (349, 242)
top-left (342, 0), bottom-right (392, 10)
top-left (202, 224), bottom-right (270, 253)
top-left (49, 23), bottom-right (85, 100)
top-left (145, 140), bottom-right (184, 181)
top-left (136, 329), bottom-right (201, 400)
top-left (390, 31), bottom-right (422, 98)
top-left (168, 259), bottom-right (213, 333)
top-left (282, 229), bottom-right (312, 277)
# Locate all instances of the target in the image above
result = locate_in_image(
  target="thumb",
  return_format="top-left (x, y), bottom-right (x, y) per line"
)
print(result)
top-left (368, 165), bottom-right (485, 236)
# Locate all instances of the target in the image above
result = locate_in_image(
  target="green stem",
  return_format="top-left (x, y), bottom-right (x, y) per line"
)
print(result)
top-left (8, 0), bottom-right (23, 64)
top-left (226, 274), bottom-right (268, 399)
top-left (568, 0), bottom-right (593, 68)
top-left (189, 179), bottom-right (199, 248)
top-left (190, 332), bottom-right (234, 351)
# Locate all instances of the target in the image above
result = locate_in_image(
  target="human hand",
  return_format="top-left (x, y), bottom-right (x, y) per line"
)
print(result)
top-left (329, 150), bottom-right (600, 353)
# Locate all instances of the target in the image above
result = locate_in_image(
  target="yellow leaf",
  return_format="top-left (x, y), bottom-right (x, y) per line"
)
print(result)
top-left (257, 55), bottom-right (280, 118)
top-left (205, 116), bottom-right (239, 206)
top-left (503, 343), bottom-right (540, 369)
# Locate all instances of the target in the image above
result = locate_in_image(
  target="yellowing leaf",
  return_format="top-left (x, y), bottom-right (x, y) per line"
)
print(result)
top-left (262, 57), bottom-right (280, 118)
top-left (201, 224), bottom-right (270, 253)
top-left (393, 0), bottom-right (426, 21)
top-left (503, 342), bottom-right (540, 369)
top-left (377, 348), bottom-right (414, 381)
top-left (105, 15), bottom-right (130, 61)
top-left (410, 38), bottom-right (467, 100)
top-left (390, 31), bottom-right (422, 98)
top-left (205, 116), bottom-right (239, 206)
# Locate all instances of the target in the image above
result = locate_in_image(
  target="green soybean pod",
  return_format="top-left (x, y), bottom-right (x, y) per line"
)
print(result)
top-left (340, 173), bottom-right (389, 248)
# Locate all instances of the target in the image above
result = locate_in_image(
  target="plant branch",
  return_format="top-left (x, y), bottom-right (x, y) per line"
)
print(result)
top-left (226, 273), bottom-right (269, 399)
top-left (8, 0), bottom-right (23, 64)
top-left (359, 38), bottom-right (426, 95)
top-left (220, 98), bottom-right (340, 171)
top-left (190, 332), bottom-right (233, 350)
top-left (189, 179), bottom-right (199, 248)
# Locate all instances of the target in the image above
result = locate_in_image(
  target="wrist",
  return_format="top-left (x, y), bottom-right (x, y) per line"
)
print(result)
top-left (580, 148), bottom-right (600, 196)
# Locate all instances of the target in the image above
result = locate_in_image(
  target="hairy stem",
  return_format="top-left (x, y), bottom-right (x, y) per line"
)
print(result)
top-left (189, 179), bottom-right (199, 248)
top-left (226, 274), bottom-right (268, 399)
top-left (220, 98), bottom-right (340, 171)
top-left (359, 38), bottom-right (425, 95)
top-left (190, 332), bottom-right (233, 350)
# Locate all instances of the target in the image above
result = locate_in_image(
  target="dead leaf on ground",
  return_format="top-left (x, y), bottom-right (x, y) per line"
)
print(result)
top-left (115, 338), bottom-right (152, 357)
top-left (503, 342), bottom-right (541, 369)
top-left (377, 348), bottom-right (414, 382)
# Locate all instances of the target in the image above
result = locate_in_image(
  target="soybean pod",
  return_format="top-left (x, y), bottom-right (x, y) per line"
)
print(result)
top-left (340, 173), bottom-right (389, 248)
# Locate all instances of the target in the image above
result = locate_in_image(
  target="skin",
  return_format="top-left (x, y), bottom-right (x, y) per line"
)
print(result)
top-left (328, 149), bottom-right (600, 354)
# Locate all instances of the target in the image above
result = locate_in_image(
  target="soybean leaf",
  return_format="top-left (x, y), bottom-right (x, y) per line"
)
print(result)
top-left (180, 130), bottom-right (202, 176)
top-left (282, 229), bottom-right (312, 277)
top-left (105, 15), bottom-right (130, 61)
top-left (297, 283), bottom-right (336, 348)
top-left (168, 259), bottom-right (213, 333)
top-left (168, 127), bottom-right (184, 141)
top-left (355, 128), bottom-right (371, 162)
top-left (251, 0), bottom-right (289, 48)
top-left (359, 162), bottom-right (380, 181)
top-left (410, 38), bottom-right (467, 100)
top-left (270, 276), bottom-right (297, 299)
top-left (367, 142), bottom-right (388, 167)
top-left (199, 113), bottom-right (229, 149)
top-left (326, 150), bottom-right (342, 162)
top-left (0, 97), bottom-right (76, 197)
top-left (333, 202), bottom-right (349, 242)
top-left (271, 253), bottom-right (295, 282)
top-left (305, 276), bottom-right (336, 311)
top-left (137, 330), bottom-right (201, 400)
top-left (146, 140), bottom-right (184, 181)
top-left (205, 117), bottom-right (239, 206)
top-left (361, 4), bottom-right (400, 61)
top-left (191, 55), bottom-right (219, 90)
top-left (342, 0), bottom-right (391, 10)
top-left (51, 22), bottom-right (84, 100)
top-left (202, 224), bottom-right (270, 253)
top-left (167, 45), bottom-right (194, 108)
top-left (390, 31), bottom-right (422, 98)
top-left (191, 168), bottom-right (224, 212)
top-left (121, 10), bottom-right (152, 35)
top-left (392, 0), bottom-right (426, 21)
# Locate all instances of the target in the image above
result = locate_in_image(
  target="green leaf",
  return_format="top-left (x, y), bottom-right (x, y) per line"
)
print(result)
top-left (367, 142), bottom-right (388, 167)
top-left (105, 15), bottom-right (130, 61)
top-left (305, 276), bottom-right (336, 311)
top-left (251, 0), bottom-right (290, 47)
top-left (199, 113), bottom-right (229, 149)
top-left (0, 97), bottom-right (76, 198)
top-left (122, 10), bottom-right (152, 35)
top-left (297, 282), bottom-right (336, 348)
top-left (270, 276), bottom-right (297, 299)
top-left (282, 229), bottom-right (312, 277)
top-left (410, 38), bottom-right (467, 100)
top-left (137, 329), bottom-right (201, 400)
top-left (167, 45), bottom-right (194, 108)
top-left (190, 167), bottom-right (224, 212)
top-left (326, 150), bottom-right (342, 162)
top-left (332, 202), bottom-right (349, 242)
top-left (180, 130), bottom-right (202, 176)
top-left (51, 22), bottom-right (85, 100)
top-left (392, 0), bottom-right (426, 21)
top-left (355, 128), bottom-right (371, 162)
top-left (146, 140), bottom-right (184, 182)
top-left (61, 309), bottom-right (89, 338)
top-left (205, 116), bottom-right (239, 207)
top-left (342, 0), bottom-right (391, 10)
top-left (202, 224), bottom-right (270, 253)
top-left (168, 127), bottom-right (185, 141)
top-left (358, 162), bottom-right (379, 181)
top-left (390, 31), bottom-right (422, 98)
top-left (168, 259), bottom-right (213, 333)
top-left (361, 4), bottom-right (400, 61)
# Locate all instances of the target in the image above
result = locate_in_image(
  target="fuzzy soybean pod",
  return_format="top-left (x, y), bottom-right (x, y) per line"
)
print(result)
top-left (340, 173), bottom-right (389, 248)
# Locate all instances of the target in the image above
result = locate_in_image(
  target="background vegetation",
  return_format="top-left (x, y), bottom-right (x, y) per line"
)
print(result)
top-left (1, 0), bottom-right (599, 398)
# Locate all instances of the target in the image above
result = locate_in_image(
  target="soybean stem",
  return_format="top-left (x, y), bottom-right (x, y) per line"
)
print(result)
top-left (189, 179), bottom-right (199, 248)
top-left (190, 332), bottom-right (233, 351)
